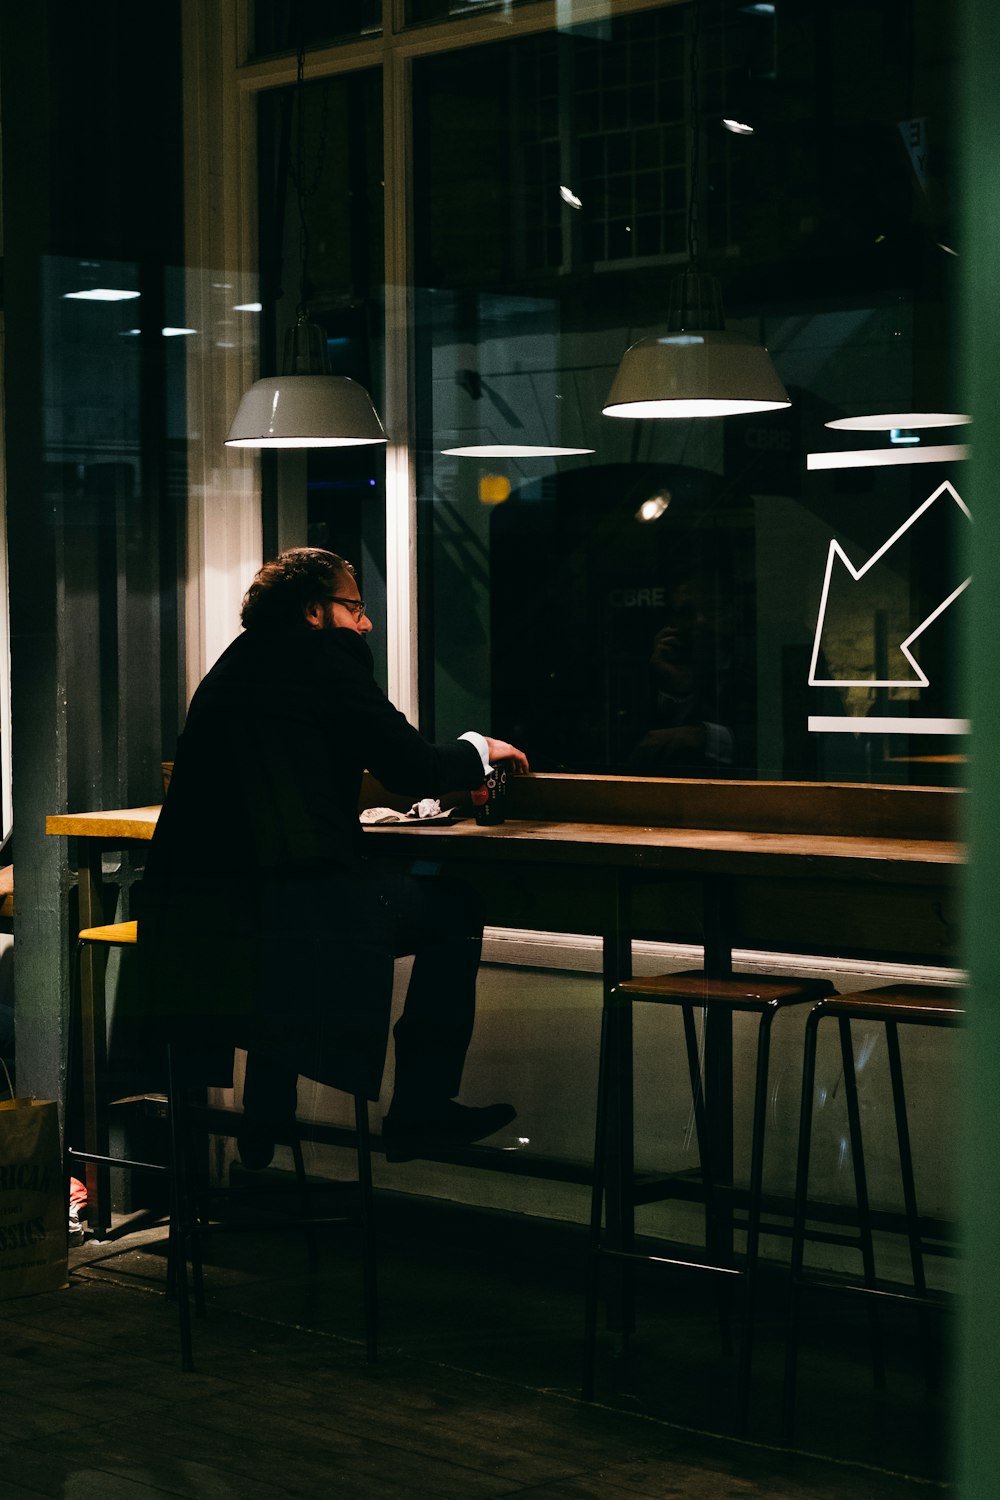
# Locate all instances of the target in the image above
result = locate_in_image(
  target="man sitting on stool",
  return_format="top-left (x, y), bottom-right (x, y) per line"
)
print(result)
top-left (139, 546), bottom-right (528, 1167)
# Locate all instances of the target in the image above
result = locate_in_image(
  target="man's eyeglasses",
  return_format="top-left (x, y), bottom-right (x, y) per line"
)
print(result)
top-left (324, 595), bottom-right (367, 621)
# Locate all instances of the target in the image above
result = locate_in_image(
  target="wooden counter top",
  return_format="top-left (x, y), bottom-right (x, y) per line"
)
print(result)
top-left (44, 799), bottom-right (962, 881)
top-left (365, 817), bottom-right (963, 882)
top-left (364, 813), bottom-right (964, 967)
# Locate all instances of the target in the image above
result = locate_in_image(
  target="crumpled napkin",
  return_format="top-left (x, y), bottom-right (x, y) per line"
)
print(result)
top-left (409, 798), bottom-right (443, 819)
top-left (359, 799), bottom-right (455, 825)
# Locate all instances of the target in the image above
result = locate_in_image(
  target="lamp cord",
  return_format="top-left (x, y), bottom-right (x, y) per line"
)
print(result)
top-left (686, 0), bottom-right (702, 269)
top-left (288, 40), bottom-right (330, 319)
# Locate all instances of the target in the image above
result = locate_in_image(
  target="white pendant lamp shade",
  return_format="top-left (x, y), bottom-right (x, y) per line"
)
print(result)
top-left (225, 374), bottom-right (387, 449)
top-left (604, 272), bottom-right (790, 420)
top-left (604, 329), bottom-right (790, 419)
top-left (825, 411), bottom-right (970, 432)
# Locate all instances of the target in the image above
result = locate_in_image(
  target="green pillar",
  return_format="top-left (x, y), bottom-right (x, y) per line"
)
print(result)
top-left (958, 0), bottom-right (1000, 1492)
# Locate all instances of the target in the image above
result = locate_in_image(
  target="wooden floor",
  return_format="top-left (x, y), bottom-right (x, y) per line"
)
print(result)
top-left (0, 1183), bottom-right (951, 1499)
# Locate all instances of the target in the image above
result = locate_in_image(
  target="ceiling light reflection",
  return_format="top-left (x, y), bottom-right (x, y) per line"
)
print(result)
top-left (826, 412), bottom-right (970, 431)
top-left (64, 288), bottom-right (140, 302)
top-left (636, 491), bottom-right (672, 522)
top-left (442, 444), bottom-right (595, 457)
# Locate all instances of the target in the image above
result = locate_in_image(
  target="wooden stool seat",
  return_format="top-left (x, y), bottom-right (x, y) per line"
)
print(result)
top-left (78, 919), bottom-right (137, 945)
top-left (617, 972), bottom-right (832, 1009)
top-left (807, 985), bottom-right (963, 1025)
top-left (585, 967), bottom-right (836, 1428)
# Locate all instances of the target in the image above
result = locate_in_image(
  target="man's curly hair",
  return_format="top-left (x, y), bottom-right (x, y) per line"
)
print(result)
top-left (241, 547), bottom-right (356, 631)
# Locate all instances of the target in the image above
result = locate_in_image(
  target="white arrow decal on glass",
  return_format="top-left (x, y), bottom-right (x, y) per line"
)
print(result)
top-left (808, 479), bottom-right (971, 688)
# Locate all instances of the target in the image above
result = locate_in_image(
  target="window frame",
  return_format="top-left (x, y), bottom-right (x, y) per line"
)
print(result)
top-left (182, 0), bottom-right (675, 713)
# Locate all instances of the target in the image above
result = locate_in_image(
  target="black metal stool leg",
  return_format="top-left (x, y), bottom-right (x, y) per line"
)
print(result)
top-left (607, 985), bottom-right (636, 1343)
top-left (884, 1021), bottom-right (937, 1392)
top-left (164, 1147), bottom-right (204, 1320)
top-left (838, 1016), bottom-right (885, 1391)
top-left (680, 1003), bottom-right (715, 1241)
top-left (680, 1002), bottom-right (732, 1359)
top-left (782, 1007), bottom-right (820, 1443)
top-left (290, 1133), bottom-right (320, 1271)
top-left (884, 1021), bottom-right (926, 1295)
top-left (165, 1043), bottom-right (195, 1371)
top-left (354, 1094), bottom-right (378, 1363)
top-left (583, 994), bottom-right (614, 1399)
top-left (184, 1114), bottom-right (209, 1317)
top-left (736, 1005), bottom-right (776, 1432)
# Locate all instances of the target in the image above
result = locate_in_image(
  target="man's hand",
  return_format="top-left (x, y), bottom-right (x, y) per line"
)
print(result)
top-left (485, 738), bottom-right (530, 774)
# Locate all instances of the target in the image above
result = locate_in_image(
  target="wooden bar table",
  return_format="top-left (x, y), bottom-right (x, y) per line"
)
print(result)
top-left (47, 778), bottom-right (963, 1241)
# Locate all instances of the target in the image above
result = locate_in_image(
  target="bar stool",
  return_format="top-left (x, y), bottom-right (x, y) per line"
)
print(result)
top-left (66, 919), bottom-right (377, 1370)
top-left (584, 968), bottom-right (835, 1426)
top-left (781, 983), bottom-right (963, 1441)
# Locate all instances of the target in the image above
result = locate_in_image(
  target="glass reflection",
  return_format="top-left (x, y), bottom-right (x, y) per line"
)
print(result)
top-left (412, 1), bottom-right (964, 785)
top-left (251, 0), bottom-right (381, 59)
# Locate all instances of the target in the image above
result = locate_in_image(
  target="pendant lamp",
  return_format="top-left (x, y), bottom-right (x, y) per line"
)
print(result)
top-left (225, 44), bottom-right (386, 450)
top-left (823, 329), bottom-right (968, 435)
top-left (826, 235), bottom-right (967, 434)
top-left (603, 0), bottom-right (789, 422)
top-left (604, 271), bottom-right (790, 420)
top-left (226, 314), bottom-right (387, 448)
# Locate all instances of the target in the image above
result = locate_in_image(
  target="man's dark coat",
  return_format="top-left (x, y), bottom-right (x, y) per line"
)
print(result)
top-left (136, 624), bottom-right (485, 1097)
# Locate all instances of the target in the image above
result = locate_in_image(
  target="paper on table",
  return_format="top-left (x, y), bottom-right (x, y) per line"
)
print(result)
top-left (359, 802), bottom-right (459, 825)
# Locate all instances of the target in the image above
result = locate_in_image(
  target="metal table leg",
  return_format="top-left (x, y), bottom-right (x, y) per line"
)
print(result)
top-left (702, 875), bottom-right (735, 1263)
top-left (74, 837), bottom-right (112, 1236)
top-left (602, 872), bottom-right (634, 1337)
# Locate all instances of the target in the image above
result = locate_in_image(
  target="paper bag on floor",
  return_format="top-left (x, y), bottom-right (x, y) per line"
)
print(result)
top-left (0, 1062), bottom-right (68, 1300)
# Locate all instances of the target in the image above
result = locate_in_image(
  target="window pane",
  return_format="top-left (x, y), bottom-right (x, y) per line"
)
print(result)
top-left (412, 1), bottom-right (964, 785)
top-left (251, 1), bottom-right (381, 58)
top-left (256, 69), bottom-right (388, 685)
top-left (46, 256), bottom-right (185, 805)
top-left (405, 0), bottom-right (533, 26)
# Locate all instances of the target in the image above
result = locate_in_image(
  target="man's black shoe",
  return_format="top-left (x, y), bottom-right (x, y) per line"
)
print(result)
top-left (381, 1101), bottom-right (517, 1163)
top-left (236, 1119), bottom-right (277, 1171)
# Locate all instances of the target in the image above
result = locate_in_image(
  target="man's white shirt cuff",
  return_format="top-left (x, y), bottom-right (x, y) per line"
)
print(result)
top-left (459, 730), bottom-right (491, 772)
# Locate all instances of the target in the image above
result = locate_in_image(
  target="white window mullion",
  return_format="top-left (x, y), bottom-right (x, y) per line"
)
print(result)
top-left (182, 0), bottom-right (262, 694)
top-left (0, 314), bottom-right (11, 838)
top-left (383, 40), bottom-right (419, 725)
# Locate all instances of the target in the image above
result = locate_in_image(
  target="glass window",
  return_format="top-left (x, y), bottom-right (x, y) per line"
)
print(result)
top-left (251, 1), bottom-right (381, 59)
top-left (405, 0), bottom-right (531, 26)
top-left (46, 256), bottom-right (186, 805)
top-left (411, 0), bottom-right (964, 785)
top-left (256, 68), bottom-right (388, 684)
